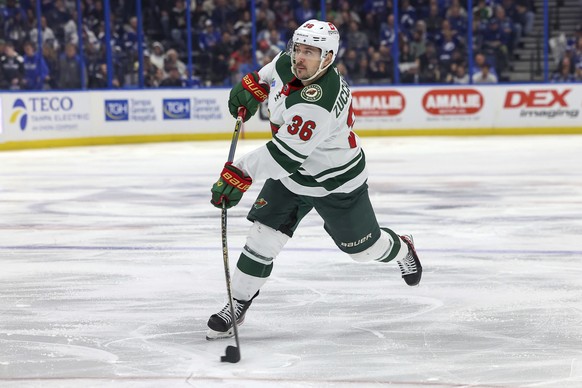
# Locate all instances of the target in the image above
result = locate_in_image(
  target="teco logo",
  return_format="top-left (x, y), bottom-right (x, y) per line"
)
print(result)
top-left (352, 90), bottom-right (405, 117)
top-left (504, 89), bottom-right (570, 108)
top-left (422, 89), bottom-right (483, 115)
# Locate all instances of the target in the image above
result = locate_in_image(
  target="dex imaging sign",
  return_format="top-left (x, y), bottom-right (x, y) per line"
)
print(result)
top-left (502, 88), bottom-right (579, 119)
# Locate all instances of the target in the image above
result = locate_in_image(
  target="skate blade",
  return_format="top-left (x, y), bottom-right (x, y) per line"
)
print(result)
top-left (206, 327), bottom-right (234, 341)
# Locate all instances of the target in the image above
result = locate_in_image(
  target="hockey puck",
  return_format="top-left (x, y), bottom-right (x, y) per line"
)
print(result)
top-left (220, 345), bottom-right (240, 363)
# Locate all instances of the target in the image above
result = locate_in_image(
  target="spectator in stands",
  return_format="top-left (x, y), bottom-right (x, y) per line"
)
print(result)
top-left (295, 0), bottom-right (317, 23)
top-left (473, 61), bottom-right (498, 83)
top-left (2, 0), bottom-right (30, 45)
top-left (233, 10), bottom-right (252, 36)
top-left (317, 0), bottom-right (339, 25)
top-left (57, 43), bottom-right (85, 89)
top-left (482, 18), bottom-right (509, 73)
top-left (576, 62), bottom-right (582, 81)
top-left (228, 39), bottom-right (252, 84)
top-left (425, 2), bottom-right (443, 37)
top-left (447, 2), bottom-right (468, 38)
top-left (574, 36), bottom-right (582, 68)
top-left (363, 0), bottom-right (388, 26)
top-left (409, 21), bottom-right (427, 59)
top-left (335, 0), bottom-right (362, 27)
top-left (417, 41), bottom-right (441, 83)
top-left (352, 54), bottom-right (370, 84)
top-left (493, 5), bottom-right (515, 54)
top-left (473, 0), bottom-right (493, 23)
top-left (399, 0), bottom-right (417, 37)
top-left (274, 1), bottom-right (294, 27)
top-left (150, 41), bottom-right (165, 72)
top-left (341, 48), bottom-right (359, 76)
top-left (163, 48), bottom-right (186, 77)
top-left (199, 19), bottom-right (221, 52)
top-left (84, 0), bottom-right (105, 32)
top-left (62, 11), bottom-right (79, 46)
top-left (449, 63), bottom-right (470, 84)
top-left (437, 26), bottom-right (463, 78)
top-left (379, 14), bottom-right (396, 48)
top-left (169, 0), bottom-right (188, 51)
top-left (399, 41), bottom-right (418, 83)
top-left (88, 62), bottom-right (106, 89)
top-left (0, 41), bottom-right (24, 89)
top-left (374, 45), bottom-right (393, 83)
top-left (45, 0), bottom-right (69, 30)
top-left (30, 16), bottom-right (59, 51)
top-left (559, 44), bottom-right (577, 75)
top-left (346, 21), bottom-right (369, 53)
top-left (159, 65), bottom-right (185, 87)
top-left (42, 41), bottom-right (58, 89)
top-left (2, 0), bottom-right (28, 23)
top-left (255, 39), bottom-right (274, 67)
top-left (21, 41), bottom-right (49, 90)
top-left (472, 52), bottom-right (498, 79)
top-left (267, 27), bottom-right (286, 53)
top-left (122, 16), bottom-right (140, 53)
top-left (446, 0), bottom-right (467, 19)
top-left (551, 56), bottom-right (575, 83)
top-left (210, 0), bottom-right (236, 26)
top-left (0, 40), bottom-right (7, 61)
top-left (336, 61), bottom-right (352, 85)
top-left (514, 0), bottom-right (534, 37)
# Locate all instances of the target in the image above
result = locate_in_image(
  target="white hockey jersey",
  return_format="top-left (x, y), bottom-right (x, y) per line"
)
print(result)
top-left (235, 52), bottom-right (368, 197)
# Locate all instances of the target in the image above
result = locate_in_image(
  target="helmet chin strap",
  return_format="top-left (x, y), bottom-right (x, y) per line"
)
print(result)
top-left (291, 51), bottom-right (333, 83)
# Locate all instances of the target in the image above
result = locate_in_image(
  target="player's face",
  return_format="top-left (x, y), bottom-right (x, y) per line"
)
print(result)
top-left (293, 43), bottom-right (322, 80)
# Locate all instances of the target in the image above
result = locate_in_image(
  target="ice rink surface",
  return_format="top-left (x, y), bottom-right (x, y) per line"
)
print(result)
top-left (1, 135), bottom-right (581, 388)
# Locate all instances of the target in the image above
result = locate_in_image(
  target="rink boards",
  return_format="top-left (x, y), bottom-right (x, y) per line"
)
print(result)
top-left (0, 83), bottom-right (581, 150)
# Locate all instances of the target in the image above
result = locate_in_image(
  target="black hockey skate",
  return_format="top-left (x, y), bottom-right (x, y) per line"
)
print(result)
top-left (397, 235), bottom-right (422, 286)
top-left (206, 291), bottom-right (259, 340)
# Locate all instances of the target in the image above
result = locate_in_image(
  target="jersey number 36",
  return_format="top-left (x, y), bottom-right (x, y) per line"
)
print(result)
top-left (287, 115), bottom-right (316, 141)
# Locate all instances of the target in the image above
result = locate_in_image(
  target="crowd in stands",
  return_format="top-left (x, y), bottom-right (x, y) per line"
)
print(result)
top-left (0, 0), bottom-right (578, 90)
top-left (549, 23), bottom-right (582, 82)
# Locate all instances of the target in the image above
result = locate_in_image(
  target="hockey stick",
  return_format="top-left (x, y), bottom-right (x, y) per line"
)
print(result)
top-left (220, 107), bottom-right (246, 364)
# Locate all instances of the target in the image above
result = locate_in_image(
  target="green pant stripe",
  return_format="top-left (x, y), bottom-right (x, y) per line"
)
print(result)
top-left (237, 253), bottom-right (273, 278)
top-left (377, 227), bottom-right (402, 263)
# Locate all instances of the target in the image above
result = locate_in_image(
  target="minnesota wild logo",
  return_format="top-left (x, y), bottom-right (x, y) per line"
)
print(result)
top-left (254, 198), bottom-right (268, 209)
top-left (301, 84), bottom-right (322, 102)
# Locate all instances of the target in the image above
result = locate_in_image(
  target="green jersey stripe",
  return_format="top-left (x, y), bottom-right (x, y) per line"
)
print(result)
top-left (289, 152), bottom-right (366, 191)
top-left (313, 151), bottom-right (363, 180)
top-left (266, 141), bottom-right (303, 173)
top-left (272, 135), bottom-right (308, 160)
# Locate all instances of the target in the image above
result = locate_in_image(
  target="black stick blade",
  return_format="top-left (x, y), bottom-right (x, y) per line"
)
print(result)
top-left (220, 345), bottom-right (241, 363)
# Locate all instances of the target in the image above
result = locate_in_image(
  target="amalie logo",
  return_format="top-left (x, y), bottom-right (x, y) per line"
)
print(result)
top-left (351, 90), bottom-right (405, 117)
top-left (422, 89), bottom-right (483, 115)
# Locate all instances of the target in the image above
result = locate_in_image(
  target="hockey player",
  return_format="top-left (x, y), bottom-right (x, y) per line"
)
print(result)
top-left (207, 20), bottom-right (422, 340)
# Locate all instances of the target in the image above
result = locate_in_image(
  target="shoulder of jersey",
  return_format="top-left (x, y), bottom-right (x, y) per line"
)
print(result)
top-left (285, 66), bottom-right (341, 113)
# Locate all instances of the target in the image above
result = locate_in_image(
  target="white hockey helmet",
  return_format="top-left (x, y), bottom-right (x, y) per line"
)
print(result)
top-left (289, 19), bottom-right (340, 80)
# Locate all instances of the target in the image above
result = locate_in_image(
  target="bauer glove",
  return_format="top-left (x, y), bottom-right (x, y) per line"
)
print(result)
top-left (211, 162), bottom-right (252, 209)
top-left (228, 72), bottom-right (269, 122)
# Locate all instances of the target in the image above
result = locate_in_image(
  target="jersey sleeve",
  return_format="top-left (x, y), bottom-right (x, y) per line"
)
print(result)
top-left (257, 52), bottom-right (283, 86)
